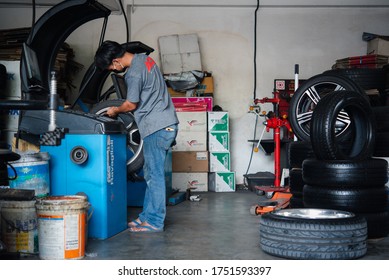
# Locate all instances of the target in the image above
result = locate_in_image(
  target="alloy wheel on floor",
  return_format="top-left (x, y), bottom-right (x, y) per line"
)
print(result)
top-left (259, 208), bottom-right (367, 259)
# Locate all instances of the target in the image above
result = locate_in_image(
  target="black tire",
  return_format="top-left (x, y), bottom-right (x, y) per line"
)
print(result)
top-left (303, 185), bottom-right (388, 213)
top-left (372, 106), bottom-right (389, 132)
top-left (302, 158), bottom-right (388, 187)
top-left (289, 168), bottom-right (304, 195)
top-left (287, 141), bottom-right (314, 168)
top-left (310, 90), bottom-right (375, 160)
top-left (359, 211), bottom-right (389, 239)
top-left (259, 208), bottom-right (367, 259)
top-left (288, 74), bottom-right (366, 142)
top-left (324, 68), bottom-right (387, 93)
top-left (90, 99), bottom-right (144, 175)
top-left (373, 132), bottom-right (389, 157)
top-left (289, 195), bottom-right (304, 208)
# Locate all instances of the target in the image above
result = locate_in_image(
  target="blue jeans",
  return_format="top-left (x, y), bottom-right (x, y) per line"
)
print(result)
top-left (139, 124), bottom-right (178, 229)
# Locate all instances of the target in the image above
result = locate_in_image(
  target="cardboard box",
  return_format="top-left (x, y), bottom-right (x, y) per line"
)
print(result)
top-left (172, 172), bottom-right (208, 192)
top-left (177, 111), bottom-right (207, 131)
top-left (208, 111), bottom-right (229, 131)
top-left (209, 151), bottom-right (230, 172)
top-left (173, 130), bottom-right (207, 151)
top-left (159, 34), bottom-right (202, 74)
top-left (168, 76), bottom-right (214, 97)
top-left (167, 87), bottom-right (186, 97)
top-left (209, 172), bottom-right (235, 192)
top-left (367, 38), bottom-right (389, 56)
top-left (194, 76), bottom-right (214, 96)
top-left (208, 131), bottom-right (229, 152)
top-left (172, 97), bottom-right (213, 112)
top-left (172, 151), bottom-right (209, 172)
top-left (167, 76), bottom-right (214, 97)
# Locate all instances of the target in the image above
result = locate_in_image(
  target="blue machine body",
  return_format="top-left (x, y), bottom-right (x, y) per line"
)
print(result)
top-left (42, 133), bottom-right (127, 240)
top-left (21, 110), bottom-right (128, 240)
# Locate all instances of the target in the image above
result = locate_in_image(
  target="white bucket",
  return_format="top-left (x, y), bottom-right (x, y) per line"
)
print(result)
top-left (35, 195), bottom-right (89, 260)
top-left (7, 152), bottom-right (50, 197)
top-left (0, 200), bottom-right (38, 254)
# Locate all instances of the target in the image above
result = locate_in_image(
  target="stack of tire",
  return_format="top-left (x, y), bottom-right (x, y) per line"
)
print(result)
top-left (304, 90), bottom-right (389, 239)
top-left (287, 141), bottom-right (314, 208)
top-left (259, 71), bottom-right (389, 259)
top-left (372, 106), bottom-right (389, 157)
top-left (289, 68), bottom-right (389, 238)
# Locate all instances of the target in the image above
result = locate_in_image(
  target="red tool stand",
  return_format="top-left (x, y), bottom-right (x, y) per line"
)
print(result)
top-left (250, 92), bottom-right (293, 215)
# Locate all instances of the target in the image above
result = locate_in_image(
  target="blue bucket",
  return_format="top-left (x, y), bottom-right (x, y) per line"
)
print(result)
top-left (7, 152), bottom-right (50, 197)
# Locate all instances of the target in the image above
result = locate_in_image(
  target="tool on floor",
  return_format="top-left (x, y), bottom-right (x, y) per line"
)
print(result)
top-left (189, 195), bottom-right (201, 202)
top-left (168, 192), bottom-right (186, 205)
top-left (250, 190), bottom-right (291, 215)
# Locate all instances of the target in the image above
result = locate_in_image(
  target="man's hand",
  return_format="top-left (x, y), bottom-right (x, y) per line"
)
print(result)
top-left (106, 106), bottom-right (119, 117)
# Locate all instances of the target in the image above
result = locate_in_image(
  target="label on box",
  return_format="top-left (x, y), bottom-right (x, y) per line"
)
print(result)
top-left (210, 152), bottom-right (230, 172)
top-left (208, 112), bottom-right (229, 131)
top-left (173, 131), bottom-right (207, 151)
top-left (208, 131), bottom-right (229, 152)
top-left (194, 76), bottom-right (214, 96)
top-left (177, 112), bottom-right (207, 131)
top-left (196, 152), bottom-right (208, 160)
top-left (209, 172), bottom-right (235, 192)
top-left (172, 172), bottom-right (208, 192)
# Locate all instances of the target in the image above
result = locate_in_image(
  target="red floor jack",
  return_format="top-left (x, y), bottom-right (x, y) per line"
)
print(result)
top-left (249, 91), bottom-right (293, 215)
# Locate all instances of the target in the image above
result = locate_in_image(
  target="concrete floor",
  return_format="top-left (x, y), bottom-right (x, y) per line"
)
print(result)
top-left (81, 190), bottom-right (389, 260)
top-left (6, 189), bottom-right (388, 260)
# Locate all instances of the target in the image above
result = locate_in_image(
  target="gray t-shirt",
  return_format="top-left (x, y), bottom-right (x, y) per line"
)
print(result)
top-left (125, 53), bottom-right (178, 138)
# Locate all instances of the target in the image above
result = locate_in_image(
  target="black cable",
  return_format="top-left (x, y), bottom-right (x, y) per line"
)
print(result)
top-left (31, 0), bottom-right (36, 37)
top-left (118, 0), bottom-right (129, 42)
top-left (243, 0), bottom-right (261, 187)
top-left (253, 0), bottom-right (259, 99)
top-left (244, 114), bottom-right (259, 181)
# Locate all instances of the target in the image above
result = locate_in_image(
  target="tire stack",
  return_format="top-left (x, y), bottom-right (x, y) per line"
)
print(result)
top-left (259, 72), bottom-right (389, 259)
top-left (287, 141), bottom-right (314, 208)
top-left (372, 106), bottom-right (389, 157)
top-left (304, 90), bottom-right (389, 239)
top-left (324, 68), bottom-right (388, 106)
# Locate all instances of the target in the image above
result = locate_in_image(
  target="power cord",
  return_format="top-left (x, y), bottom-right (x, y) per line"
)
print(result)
top-left (118, 0), bottom-right (129, 42)
top-left (253, 0), bottom-right (259, 100)
top-left (244, 0), bottom-right (261, 187)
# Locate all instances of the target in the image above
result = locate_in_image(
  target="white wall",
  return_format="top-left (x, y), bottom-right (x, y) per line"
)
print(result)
top-left (1, 0), bottom-right (388, 184)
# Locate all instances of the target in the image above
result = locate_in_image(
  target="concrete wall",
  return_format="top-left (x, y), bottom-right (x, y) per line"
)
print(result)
top-left (1, 0), bottom-right (388, 184)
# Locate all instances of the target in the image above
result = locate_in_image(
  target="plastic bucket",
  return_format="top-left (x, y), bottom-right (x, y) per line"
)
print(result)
top-left (7, 152), bottom-right (50, 197)
top-left (35, 195), bottom-right (89, 260)
top-left (0, 200), bottom-right (38, 254)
